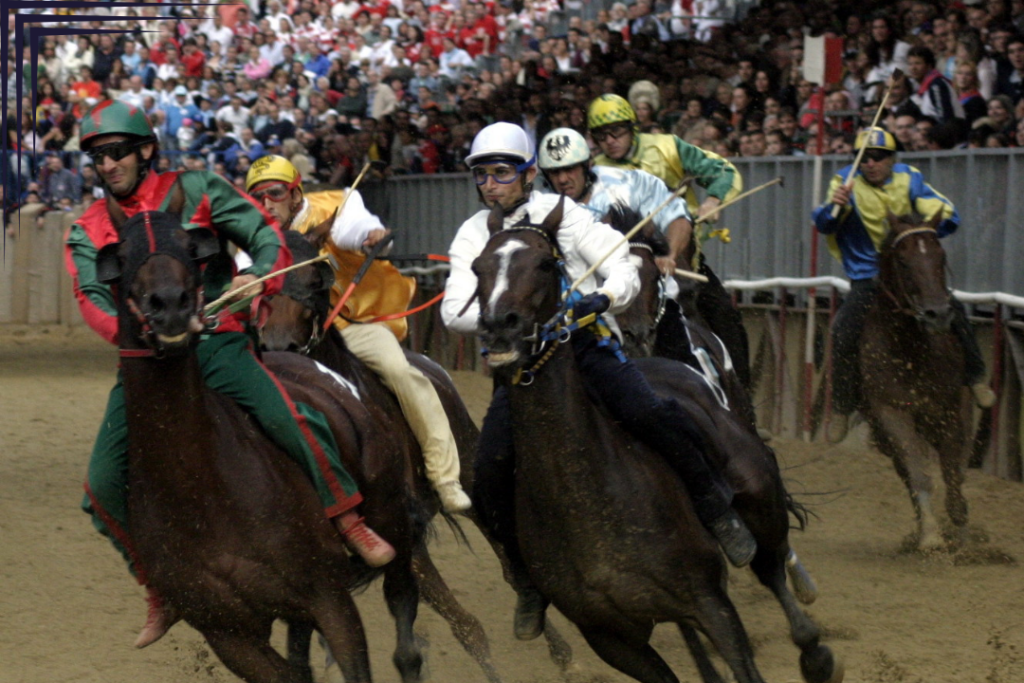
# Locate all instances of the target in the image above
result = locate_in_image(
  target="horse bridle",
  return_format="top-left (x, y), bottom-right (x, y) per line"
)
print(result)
top-left (879, 227), bottom-right (939, 321)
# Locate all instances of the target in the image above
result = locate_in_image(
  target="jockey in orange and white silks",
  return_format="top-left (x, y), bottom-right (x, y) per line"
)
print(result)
top-left (244, 155), bottom-right (472, 514)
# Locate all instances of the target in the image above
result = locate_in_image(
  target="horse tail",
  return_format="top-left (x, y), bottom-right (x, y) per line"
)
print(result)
top-left (431, 508), bottom-right (472, 549)
top-left (785, 490), bottom-right (811, 532)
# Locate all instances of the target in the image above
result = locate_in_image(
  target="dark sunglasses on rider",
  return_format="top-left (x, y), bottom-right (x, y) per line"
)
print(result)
top-left (861, 149), bottom-right (893, 163)
top-left (86, 139), bottom-right (141, 164)
top-left (591, 124), bottom-right (632, 143)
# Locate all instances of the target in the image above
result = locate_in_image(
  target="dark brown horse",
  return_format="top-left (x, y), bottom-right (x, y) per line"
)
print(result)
top-left (260, 230), bottom-right (572, 682)
top-left (470, 199), bottom-right (841, 683)
top-left (609, 206), bottom-right (757, 433)
top-left (861, 213), bottom-right (974, 551)
top-left (96, 211), bottom-right (381, 683)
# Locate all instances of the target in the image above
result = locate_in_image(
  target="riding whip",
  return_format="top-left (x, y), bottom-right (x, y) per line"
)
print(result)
top-left (696, 177), bottom-right (784, 224)
top-left (204, 254), bottom-right (332, 315)
top-left (322, 232), bottom-right (396, 331)
top-left (674, 269), bottom-right (710, 283)
top-left (564, 178), bottom-right (694, 300)
top-left (830, 68), bottom-right (904, 218)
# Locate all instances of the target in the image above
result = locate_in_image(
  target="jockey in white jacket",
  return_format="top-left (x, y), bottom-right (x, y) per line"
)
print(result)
top-left (441, 122), bottom-right (757, 643)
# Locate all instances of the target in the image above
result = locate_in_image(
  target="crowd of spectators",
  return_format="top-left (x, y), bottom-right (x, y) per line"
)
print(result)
top-left (3, 0), bottom-right (1024, 216)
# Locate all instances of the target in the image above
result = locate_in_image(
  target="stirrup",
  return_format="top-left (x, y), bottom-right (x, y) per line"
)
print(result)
top-left (826, 413), bottom-right (850, 444)
top-left (709, 509), bottom-right (757, 568)
top-left (971, 383), bottom-right (996, 409)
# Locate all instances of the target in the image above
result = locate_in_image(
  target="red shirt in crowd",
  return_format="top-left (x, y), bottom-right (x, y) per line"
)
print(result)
top-left (181, 48), bottom-right (206, 77)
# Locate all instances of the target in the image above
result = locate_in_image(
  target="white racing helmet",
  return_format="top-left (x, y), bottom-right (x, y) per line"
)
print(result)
top-left (466, 122), bottom-right (536, 168)
top-left (538, 128), bottom-right (591, 170)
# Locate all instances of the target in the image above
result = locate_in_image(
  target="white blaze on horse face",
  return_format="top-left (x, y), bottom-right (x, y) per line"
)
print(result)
top-left (487, 239), bottom-right (528, 317)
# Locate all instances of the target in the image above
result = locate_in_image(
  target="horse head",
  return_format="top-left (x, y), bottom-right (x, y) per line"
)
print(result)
top-left (96, 210), bottom-right (218, 356)
top-left (881, 211), bottom-right (951, 333)
top-left (261, 228), bottom-right (336, 353)
top-left (599, 202), bottom-right (669, 357)
top-left (472, 197), bottom-right (565, 372)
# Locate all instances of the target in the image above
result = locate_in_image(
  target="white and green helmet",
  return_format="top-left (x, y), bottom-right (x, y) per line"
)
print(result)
top-left (538, 128), bottom-right (591, 171)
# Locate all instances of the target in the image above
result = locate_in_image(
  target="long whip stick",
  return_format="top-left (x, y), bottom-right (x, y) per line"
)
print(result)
top-left (695, 177), bottom-right (785, 224)
top-left (564, 179), bottom-right (694, 300)
top-left (830, 69), bottom-right (904, 218)
top-left (204, 254), bottom-right (331, 315)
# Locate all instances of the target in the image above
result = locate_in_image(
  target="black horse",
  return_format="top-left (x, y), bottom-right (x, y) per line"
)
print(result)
top-left (468, 198), bottom-right (841, 683)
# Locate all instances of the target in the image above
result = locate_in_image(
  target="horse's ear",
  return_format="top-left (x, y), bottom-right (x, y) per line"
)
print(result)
top-left (540, 195), bottom-right (565, 240)
top-left (96, 242), bottom-right (125, 285)
top-left (188, 228), bottom-right (220, 264)
top-left (106, 196), bottom-right (129, 233)
top-left (928, 212), bottom-right (942, 229)
top-left (486, 202), bottom-right (505, 236)
top-left (313, 261), bottom-right (336, 291)
top-left (886, 210), bottom-right (901, 231)
top-left (307, 209), bottom-right (336, 250)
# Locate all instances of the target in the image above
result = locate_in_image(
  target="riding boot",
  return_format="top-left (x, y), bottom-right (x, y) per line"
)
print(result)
top-left (436, 480), bottom-right (473, 513)
top-left (335, 511), bottom-right (397, 567)
top-left (708, 508), bottom-right (758, 568)
top-left (135, 586), bottom-right (180, 649)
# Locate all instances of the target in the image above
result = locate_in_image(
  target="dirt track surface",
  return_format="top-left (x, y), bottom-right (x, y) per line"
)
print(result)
top-left (3, 325), bottom-right (1024, 683)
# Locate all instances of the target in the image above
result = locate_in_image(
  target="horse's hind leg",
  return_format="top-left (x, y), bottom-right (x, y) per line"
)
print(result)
top-left (413, 547), bottom-right (502, 683)
top-left (578, 626), bottom-right (679, 683)
top-left (749, 549), bottom-right (842, 683)
top-left (204, 627), bottom-right (309, 683)
top-left (384, 554), bottom-right (425, 683)
top-left (873, 406), bottom-right (942, 550)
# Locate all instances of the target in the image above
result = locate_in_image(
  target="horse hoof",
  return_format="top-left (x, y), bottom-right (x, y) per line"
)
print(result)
top-left (786, 551), bottom-right (818, 605)
top-left (800, 645), bottom-right (843, 683)
top-left (918, 533), bottom-right (945, 553)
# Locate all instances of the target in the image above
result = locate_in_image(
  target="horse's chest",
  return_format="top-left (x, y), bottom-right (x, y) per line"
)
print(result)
top-left (861, 334), bottom-right (959, 410)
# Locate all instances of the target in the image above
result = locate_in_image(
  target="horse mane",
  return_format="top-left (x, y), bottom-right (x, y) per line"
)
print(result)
top-left (280, 230), bottom-right (335, 317)
top-left (600, 202), bottom-right (670, 257)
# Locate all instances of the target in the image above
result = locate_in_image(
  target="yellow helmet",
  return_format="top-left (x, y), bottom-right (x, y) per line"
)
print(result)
top-left (854, 127), bottom-right (897, 153)
top-left (245, 154), bottom-right (303, 193)
top-left (587, 94), bottom-right (637, 131)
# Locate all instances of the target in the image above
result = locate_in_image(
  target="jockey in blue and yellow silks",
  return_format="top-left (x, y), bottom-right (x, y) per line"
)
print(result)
top-left (812, 126), bottom-right (994, 443)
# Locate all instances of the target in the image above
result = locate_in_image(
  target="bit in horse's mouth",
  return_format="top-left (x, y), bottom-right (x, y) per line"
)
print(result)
top-left (487, 350), bottom-right (521, 367)
top-left (156, 332), bottom-right (191, 344)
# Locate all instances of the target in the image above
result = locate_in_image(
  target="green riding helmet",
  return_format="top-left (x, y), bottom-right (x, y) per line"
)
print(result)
top-left (80, 100), bottom-right (157, 150)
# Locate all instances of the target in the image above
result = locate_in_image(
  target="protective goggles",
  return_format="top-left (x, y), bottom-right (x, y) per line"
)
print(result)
top-left (471, 157), bottom-right (535, 186)
top-left (250, 179), bottom-right (299, 202)
top-left (86, 140), bottom-right (142, 164)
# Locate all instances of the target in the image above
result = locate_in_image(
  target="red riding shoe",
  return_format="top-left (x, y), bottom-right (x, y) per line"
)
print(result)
top-left (135, 586), bottom-right (180, 649)
top-left (335, 512), bottom-right (396, 567)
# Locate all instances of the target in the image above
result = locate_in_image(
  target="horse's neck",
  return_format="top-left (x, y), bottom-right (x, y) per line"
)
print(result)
top-left (311, 328), bottom-right (362, 380)
top-left (121, 353), bottom-right (216, 483)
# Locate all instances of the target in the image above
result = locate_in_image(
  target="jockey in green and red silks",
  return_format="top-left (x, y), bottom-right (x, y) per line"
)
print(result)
top-left (63, 100), bottom-right (395, 650)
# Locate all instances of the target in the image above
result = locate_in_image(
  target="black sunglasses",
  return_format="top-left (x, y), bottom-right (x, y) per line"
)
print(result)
top-left (86, 140), bottom-right (141, 164)
top-left (861, 149), bottom-right (893, 162)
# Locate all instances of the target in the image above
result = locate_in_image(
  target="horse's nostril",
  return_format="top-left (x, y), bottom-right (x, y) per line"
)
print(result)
top-left (924, 309), bottom-right (938, 319)
top-left (178, 291), bottom-right (190, 309)
top-left (503, 312), bottom-right (520, 329)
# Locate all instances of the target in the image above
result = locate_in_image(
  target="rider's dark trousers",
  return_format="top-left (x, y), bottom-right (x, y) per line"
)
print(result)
top-left (832, 278), bottom-right (987, 415)
top-left (655, 262), bottom-right (750, 388)
top-left (472, 331), bottom-right (733, 588)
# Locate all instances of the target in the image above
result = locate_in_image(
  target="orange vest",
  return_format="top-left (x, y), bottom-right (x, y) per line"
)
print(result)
top-left (293, 191), bottom-right (416, 341)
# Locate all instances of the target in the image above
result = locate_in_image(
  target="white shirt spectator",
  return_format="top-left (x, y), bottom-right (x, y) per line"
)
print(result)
top-left (439, 45), bottom-right (474, 79)
top-left (215, 103), bottom-right (252, 132)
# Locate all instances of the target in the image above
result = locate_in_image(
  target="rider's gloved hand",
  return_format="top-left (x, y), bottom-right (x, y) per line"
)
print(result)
top-left (574, 292), bottom-right (610, 319)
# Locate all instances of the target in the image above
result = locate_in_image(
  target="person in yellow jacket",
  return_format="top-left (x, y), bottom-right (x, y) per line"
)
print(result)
top-left (588, 93), bottom-right (742, 228)
top-left (244, 155), bottom-right (471, 513)
top-left (587, 94), bottom-right (752, 388)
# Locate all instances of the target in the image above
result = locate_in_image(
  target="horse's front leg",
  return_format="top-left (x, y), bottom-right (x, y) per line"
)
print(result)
top-left (873, 405), bottom-right (943, 551)
top-left (935, 397), bottom-right (972, 547)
